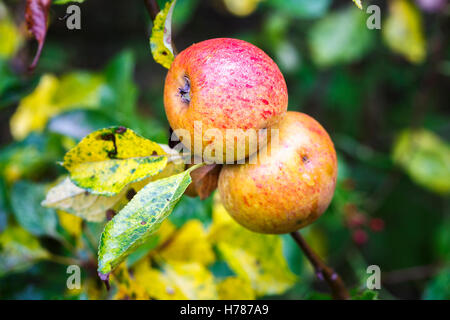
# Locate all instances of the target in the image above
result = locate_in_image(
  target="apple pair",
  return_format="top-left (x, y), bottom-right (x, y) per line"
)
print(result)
top-left (164, 38), bottom-right (337, 234)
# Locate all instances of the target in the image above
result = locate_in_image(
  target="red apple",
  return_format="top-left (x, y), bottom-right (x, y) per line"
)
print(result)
top-left (164, 38), bottom-right (288, 163)
top-left (218, 111), bottom-right (337, 234)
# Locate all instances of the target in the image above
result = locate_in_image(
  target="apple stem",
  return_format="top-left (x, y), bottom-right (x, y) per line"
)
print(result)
top-left (290, 231), bottom-right (350, 300)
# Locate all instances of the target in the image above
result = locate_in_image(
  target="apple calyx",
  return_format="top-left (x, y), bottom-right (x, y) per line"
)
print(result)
top-left (178, 75), bottom-right (191, 104)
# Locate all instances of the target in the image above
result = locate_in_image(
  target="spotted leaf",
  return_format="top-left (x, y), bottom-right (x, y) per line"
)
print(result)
top-left (150, 0), bottom-right (176, 69)
top-left (62, 127), bottom-right (169, 196)
top-left (97, 164), bottom-right (203, 279)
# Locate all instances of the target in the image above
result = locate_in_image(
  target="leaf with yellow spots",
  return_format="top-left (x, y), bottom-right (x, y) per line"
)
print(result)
top-left (57, 210), bottom-right (83, 238)
top-left (43, 145), bottom-right (185, 222)
top-left (209, 194), bottom-right (297, 296)
top-left (218, 277), bottom-right (255, 300)
top-left (383, 0), bottom-right (426, 64)
top-left (97, 164), bottom-right (203, 279)
top-left (133, 259), bottom-right (218, 300)
top-left (10, 72), bottom-right (104, 140)
top-left (150, 0), bottom-right (176, 69)
top-left (159, 220), bottom-right (215, 266)
top-left (352, 0), bottom-right (362, 10)
top-left (62, 127), bottom-right (169, 196)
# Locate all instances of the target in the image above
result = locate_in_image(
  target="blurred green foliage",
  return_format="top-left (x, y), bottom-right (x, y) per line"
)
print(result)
top-left (0, 0), bottom-right (448, 300)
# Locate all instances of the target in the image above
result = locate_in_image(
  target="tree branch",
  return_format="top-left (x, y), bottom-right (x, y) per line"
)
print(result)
top-left (290, 231), bottom-right (350, 300)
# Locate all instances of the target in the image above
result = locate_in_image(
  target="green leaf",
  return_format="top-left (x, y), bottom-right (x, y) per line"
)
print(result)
top-left (265, 0), bottom-right (330, 19)
top-left (0, 133), bottom-right (64, 183)
top-left (0, 178), bottom-right (8, 232)
top-left (11, 181), bottom-right (58, 237)
top-left (62, 127), bottom-right (168, 196)
top-left (97, 164), bottom-right (202, 279)
top-left (352, 289), bottom-right (378, 300)
top-left (308, 6), bottom-right (374, 68)
top-left (209, 195), bottom-right (297, 296)
top-left (100, 50), bottom-right (137, 119)
top-left (423, 267), bottom-right (450, 300)
top-left (392, 129), bottom-right (450, 194)
top-left (383, 0), bottom-right (425, 64)
top-left (0, 226), bottom-right (50, 277)
top-left (150, 0), bottom-right (176, 69)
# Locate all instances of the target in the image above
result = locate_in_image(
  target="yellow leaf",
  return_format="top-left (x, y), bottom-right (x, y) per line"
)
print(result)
top-left (159, 220), bottom-right (215, 266)
top-left (134, 259), bottom-right (218, 300)
top-left (42, 177), bottom-right (126, 222)
top-left (218, 277), bottom-right (255, 300)
top-left (209, 193), bottom-right (297, 297)
top-left (9, 72), bottom-right (104, 140)
top-left (392, 129), bottom-right (450, 194)
top-left (62, 127), bottom-right (168, 195)
top-left (0, 11), bottom-right (23, 58)
top-left (352, 0), bottom-right (362, 10)
top-left (383, 0), bottom-right (426, 64)
top-left (150, 0), bottom-right (176, 69)
top-left (57, 210), bottom-right (82, 238)
top-left (112, 263), bottom-right (150, 300)
top-left (43, 144), bottom-right (184, 222)
top-left (224, 0), bottom-right (261, 17)
top-left (10, 74), bottom-right (59, 140)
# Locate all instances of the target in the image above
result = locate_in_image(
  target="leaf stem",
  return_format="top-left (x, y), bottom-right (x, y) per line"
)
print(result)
top-left (143, 0), bottom-right (160, 21)
top-left (290, 231), bottom-right (350, 300)
top-left (49, 253), bottom-right (81, 266)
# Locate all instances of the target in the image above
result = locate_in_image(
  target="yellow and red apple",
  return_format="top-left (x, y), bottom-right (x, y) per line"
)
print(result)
top-left (218, 111), bottom-right (337, 234)
top-left (164, 38), bottom-right (288, 163)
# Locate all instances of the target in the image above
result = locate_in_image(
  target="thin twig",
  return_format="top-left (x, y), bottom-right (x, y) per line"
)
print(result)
top-left (49, 253), bottom-right (81, 266)
top-left (143, 0), bottom-right (160, 21)
top-left (290, 231), bottom-right (350, 300)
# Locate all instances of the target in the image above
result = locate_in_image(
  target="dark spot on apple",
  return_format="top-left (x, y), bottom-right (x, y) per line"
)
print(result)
top-left (302, 155), bottom-right (309, 164)
top-left (178, 75), bottom-right (191, 104)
